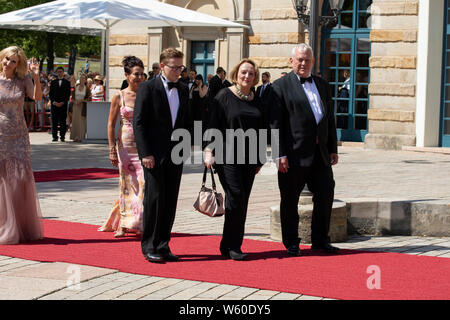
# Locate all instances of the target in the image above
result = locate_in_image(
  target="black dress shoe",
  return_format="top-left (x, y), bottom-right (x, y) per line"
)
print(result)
top-left (311, 243), bottom-right (340, 253)
top-left (52, 138), bottom-right (58, 142)
top-left (228, 250), bottom-right (247, 261)
top-left (161, 251), bottom-right (179, 262)
top-left (287, 245), bottom-right (301, 256)
top-left (60, 137), bottom-right (65, 142)
top-left (144, 252), bottom-right (165, 263)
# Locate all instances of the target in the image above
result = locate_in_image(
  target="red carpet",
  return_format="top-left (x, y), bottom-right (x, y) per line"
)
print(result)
top-left (34, 168), bottom-right (119, 182)
top-left (0, 220), bottom-right (449, 300)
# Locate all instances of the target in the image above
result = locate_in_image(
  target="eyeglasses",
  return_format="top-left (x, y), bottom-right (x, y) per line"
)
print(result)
top-left (164, 64), bottom-right (185, 72)
top-left (132, 72), bottom-right (145, 77)
top-left (152, 66), bottom-right (160, 70)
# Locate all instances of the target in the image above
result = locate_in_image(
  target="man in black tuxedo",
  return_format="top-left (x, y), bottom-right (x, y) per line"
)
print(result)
top-left (208, 66), bottom-right (226, 98)
top-left (133, 48), bottom-right (192, 263)
top-left (270, 43), bottom-right (339, 256)
top-left (49, 67), bottom-right (71, 142)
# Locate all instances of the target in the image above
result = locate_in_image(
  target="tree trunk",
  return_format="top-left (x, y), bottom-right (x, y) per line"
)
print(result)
top-left (46, 32), bottom-right (54, 74)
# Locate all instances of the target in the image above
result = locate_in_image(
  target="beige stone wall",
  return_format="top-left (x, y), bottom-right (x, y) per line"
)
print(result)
top-left (108, 34), bottom-right (149, 97)
top-left (365, 0), bottom-right (419, 150)
top-left (247, 1), bottom-right (301, 81)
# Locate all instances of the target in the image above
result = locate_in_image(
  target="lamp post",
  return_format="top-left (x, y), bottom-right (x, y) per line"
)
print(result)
top-left (292, 0), bottom-right (345, 63)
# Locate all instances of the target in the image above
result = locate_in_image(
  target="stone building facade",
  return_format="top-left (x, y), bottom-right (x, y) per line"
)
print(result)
top-left (107, 0), bottom-right (450, 149)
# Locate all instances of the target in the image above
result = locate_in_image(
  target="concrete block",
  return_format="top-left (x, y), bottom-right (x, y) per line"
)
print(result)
top-left (364, 133), bottom-right (416, 150)
top-left (371, 42), bottom-right (417, 56)
top-left (411, 201), bottom-right (450, 237)
top-left (369, 119), bottom-right (416, 135)
top-left (370, 56), bottom-right (416, 69)
top-left (270, 200), bottom-right (347, 244)
top-left (369, 83), bottom-right (416, 97)
top-left (368, 109), bottom-right (415, 122)
top-left (370, 30), bottom-right (417, 42)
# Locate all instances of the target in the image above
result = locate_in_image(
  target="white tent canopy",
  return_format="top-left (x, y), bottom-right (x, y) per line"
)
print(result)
top-left (0, 0), bottom-right (248, 98)
top-left (0, 0), bottom-right (246, 33)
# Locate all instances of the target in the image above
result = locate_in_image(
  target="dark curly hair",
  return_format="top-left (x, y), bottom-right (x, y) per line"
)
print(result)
top-left (122, 56), bottom-right (144, 74)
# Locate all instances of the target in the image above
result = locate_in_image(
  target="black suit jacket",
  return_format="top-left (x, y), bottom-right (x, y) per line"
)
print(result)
top-left (256, 83), bottom-right (273, 100)
top-left (270, 71), bottom-right (337, 167)
top-left (208, 75), bottom-right (225, 98)
top-left (49, 78), bottom-right (71, 104)
top-left (133, 77), bottom-right (193, 167)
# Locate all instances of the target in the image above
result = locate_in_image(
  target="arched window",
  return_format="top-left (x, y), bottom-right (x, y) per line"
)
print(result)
top-left (321, 0), bottom-right (372, 142)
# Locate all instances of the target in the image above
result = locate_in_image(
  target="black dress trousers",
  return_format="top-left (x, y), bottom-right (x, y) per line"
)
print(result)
top-left (215, 164), bottom-right (258, 252)
top-left (141, 158), bottom-right (183, 255)
top-left (277, 146), bottom-right (335, 249)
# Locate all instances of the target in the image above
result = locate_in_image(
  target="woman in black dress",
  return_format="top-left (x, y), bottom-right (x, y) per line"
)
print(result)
top-left (204, 59), bottom-right (266, 260)
top-left (190, 74), bottom-right (208, 122)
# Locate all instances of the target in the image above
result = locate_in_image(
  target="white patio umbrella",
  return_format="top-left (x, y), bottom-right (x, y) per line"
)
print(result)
top-left (0, 0), bottom-right (247, 98)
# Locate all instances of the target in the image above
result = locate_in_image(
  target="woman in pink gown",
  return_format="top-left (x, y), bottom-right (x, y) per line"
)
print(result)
top-left (0, 46), bottom-right (43, 244)
top-left (98, 56), bottom-right (146, 237)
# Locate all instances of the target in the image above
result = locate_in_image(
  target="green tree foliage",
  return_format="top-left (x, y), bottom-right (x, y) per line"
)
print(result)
top-left (0, 0), bottom-right (100, 69)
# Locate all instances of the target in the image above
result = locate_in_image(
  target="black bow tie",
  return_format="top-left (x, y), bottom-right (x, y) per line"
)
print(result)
top-left (167, 81), bottom-right (179, 90)
top-left (300, 76), bottom-right (313, 84)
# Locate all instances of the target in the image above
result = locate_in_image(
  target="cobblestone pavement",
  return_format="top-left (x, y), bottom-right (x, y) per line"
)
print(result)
top-left (1, 132), bottom-right (449, 301)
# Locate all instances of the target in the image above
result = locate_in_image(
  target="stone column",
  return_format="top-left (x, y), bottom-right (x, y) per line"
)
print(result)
top-left (108, 34), bottom-right (148, 99)
top-left (226, 27), bottom-right (246, 73)
top-left (148, 28), bottom-right (164, 69)
top-left (364, 0), bottom-right (419, 150)
top-left (416, 0), bottom-right (445, 147)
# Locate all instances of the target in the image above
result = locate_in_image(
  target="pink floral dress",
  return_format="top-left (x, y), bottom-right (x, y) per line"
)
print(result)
top-left (98, 91), bottom-right (144, 235)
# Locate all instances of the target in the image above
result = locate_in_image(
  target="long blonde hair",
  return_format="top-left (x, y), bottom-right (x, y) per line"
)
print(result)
top-left (0, 46), bottom-right (28, 79)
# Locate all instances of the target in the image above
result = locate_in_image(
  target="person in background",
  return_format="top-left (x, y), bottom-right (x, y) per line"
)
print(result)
top-left (70, 73), bottom-right (90, 143)
top-left (24, 79), bottom-right (35, 131)
top-left (84, 59), bottom-right (90, 74)
top-left (91, 75), bottom-right (105, 102)
top-left (149, 62), bottom-right (161, 79)
top-left (49, 66), bottom-right (71, 142)
top-left (208, 66), bottom-right (227, 98)
top-left (190, 73), bottom-right (208, 123)
top-left (86, 77), bottom-right (93, 93)
top-left (35, 78), bottom-right (48, 131)
top-left (179, 67), bottom-right (190, 84)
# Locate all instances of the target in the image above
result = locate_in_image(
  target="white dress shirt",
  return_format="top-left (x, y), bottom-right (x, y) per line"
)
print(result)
top-left (160, 75), bottom-right (180, 128)
top-left (297, 74), bottom-right (324, 124)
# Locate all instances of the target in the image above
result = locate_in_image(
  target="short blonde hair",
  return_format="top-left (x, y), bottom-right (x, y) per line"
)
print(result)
top-left (229, 59), bottom-right (260, 87)
top-left (159, 47), bottom-right (184, 63)
top-left (0, 46), bottom-right (28, 79)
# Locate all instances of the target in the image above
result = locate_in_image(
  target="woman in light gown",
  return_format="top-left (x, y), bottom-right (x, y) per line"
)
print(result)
top-left (0, 46), bottom-right (43, 244)
top-left (70, 74), bottom-right (90, 142)
top-left (98, 56), bottom-right (146, 237)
